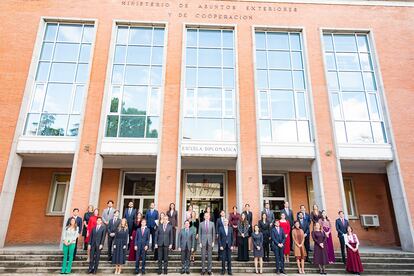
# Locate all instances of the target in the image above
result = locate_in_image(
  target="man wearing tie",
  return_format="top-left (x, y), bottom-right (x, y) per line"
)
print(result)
top-left (216, 210), bottom-right (226, 261)
top-left (107, 210), bottom-right (121, 262)
top-left (199, 212), bottom-right (215, 275)
top-left (102, 200), bottom-right (115, 226)
top-left (135, 219), bottom-right (150, 275)
top-left (298, 211), bottom-right (311, 263)
top-left (261, 202), bottom-right (275, 225)
top-left (145, 202), bottom-right (159, 253)
top-left (124, 201), bottom-right (137, 236)
top-left (155, 213), bottom-right (173, 275)
top-left (271, 220), bottom-right (286, 275)
top-left (178, 220), bottom-right (195, 274)
top-left (66, 208), bottom-right (83, 260)
top-left (280, 201), bottom-right (294, 249)
top-left (335, 210), bottom-right (349, 264)
top-left (218, 218), bottom-right (233, 275)
top-left (88, 217), bottom-right (106, 274)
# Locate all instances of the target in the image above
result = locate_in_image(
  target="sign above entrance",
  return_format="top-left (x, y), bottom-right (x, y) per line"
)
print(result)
top-left (181, 142), bottom-right (238, 157)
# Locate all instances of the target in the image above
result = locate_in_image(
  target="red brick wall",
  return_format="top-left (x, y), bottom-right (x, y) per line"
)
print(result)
top-left (5, 168), bottom-right (70, 245)
top-left (98, 169), bottom-right (121, 212)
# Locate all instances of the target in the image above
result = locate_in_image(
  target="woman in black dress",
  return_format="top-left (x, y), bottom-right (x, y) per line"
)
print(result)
top-left (82, 205), bottom-right (94, 250)
top-left (112, 218), bottom-right (129, 274)
top-left (252, 224), bottom-right (264, 274)
top-left (258, 212), bottom-right (271, 261)
top-left (312, 222), bottom-right (329, 275)
top-left (311, 204), bottom-right (322, 229)
top-left (237, 212), bottom-right (250, 261)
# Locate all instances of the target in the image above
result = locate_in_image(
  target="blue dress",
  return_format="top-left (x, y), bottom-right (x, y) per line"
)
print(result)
top-left (252, 232), bottom-right (264, 257)
top-left (112, 229), bottom-right (129, 265)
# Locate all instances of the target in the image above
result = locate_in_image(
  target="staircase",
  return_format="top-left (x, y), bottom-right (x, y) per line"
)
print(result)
top-left (0, 249), bottom-right (413, 274)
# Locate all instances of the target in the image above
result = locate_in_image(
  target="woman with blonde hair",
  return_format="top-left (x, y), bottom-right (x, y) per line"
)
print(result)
top-left (61, 217), bottom-right (79, 274)
top-left (112, 218), bottom-right (129, 274)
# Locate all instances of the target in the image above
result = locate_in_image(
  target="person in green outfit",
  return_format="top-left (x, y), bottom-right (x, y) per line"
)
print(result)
top-left (61, 217), bottom-right (79, 274)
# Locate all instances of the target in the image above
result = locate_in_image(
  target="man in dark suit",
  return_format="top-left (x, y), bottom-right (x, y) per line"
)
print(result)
top-left (66, 208), bottom-right (82, 260)
top-left (271, 220), bottom-right (286, 275)
top-left (107, 210), bottom-right (121, 261)
top-left (135, 219), bottom-right (150, 275)
top-left (177, 220), bottom-right (195, 274)
top-left (298, 211), bottom-right (311, 262)
top-left (124, 201), bottom-right (137, 236)
top-left (88, 217), bottom-right (106, 274)
top-left (145, 202), bottom-right (159, 253)
top-left (216, 210), bottom-right (226, 261)
top-left (261, 202), bottom-right (275, 225)
top-left (218, 218), bottom-right (233, 275)
top-left (335, 210), bottom-right (349, 264)
top-left (280, 201), bottom-right (294, 249)
top-left (155, 213), bottom-right (173, 275)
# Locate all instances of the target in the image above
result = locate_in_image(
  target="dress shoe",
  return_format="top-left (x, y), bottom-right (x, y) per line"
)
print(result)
top-left (134, 270), bottom-right (139, 275)
top-left (208, 272), bottom-right (212, 275)
top-left (181, 270), bottom-right (185, 274)
top-left (201, 272), bottom-right (205, 275)
top-left (157, 271), bottom-right (162, 275)
top-left (228, 272), bottom-right (232, 275)
top-left (186, 270), bottom-right (190, 274)
top-left (142, 271), bottom-right (146, 275)
top-left (220, 271), bottom-right (225, 275)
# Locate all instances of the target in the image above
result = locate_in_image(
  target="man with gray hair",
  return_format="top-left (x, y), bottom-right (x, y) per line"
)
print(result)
top-left (199, 212), bottom-right (215, 275)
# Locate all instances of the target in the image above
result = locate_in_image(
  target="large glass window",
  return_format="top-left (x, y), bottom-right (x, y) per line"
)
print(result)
top-left (255, 31), bottom-right (311, 143)
top-left (262, 174), bottom-right (288, 218)
top-left (105, 25), bottom-right (165, 138)
top-left (24, 23), bottom-right (94, 136)
top-left (323, 33), bottom-right (387, 144)
top-left (183, 28), bottom-right (236, 141)
top-left (122, 173), bottom-right (156, 216)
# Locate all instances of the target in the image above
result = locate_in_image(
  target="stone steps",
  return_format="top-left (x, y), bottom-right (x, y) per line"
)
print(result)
top-left (0, 250), bottom-right (413, 274)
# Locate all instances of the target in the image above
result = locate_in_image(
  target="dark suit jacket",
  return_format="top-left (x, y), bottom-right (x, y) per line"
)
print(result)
top-left (89, 225), bottom-right (106, 247)
top-left (280, 208), bottom-right (294, 226)
top-left (178, 228), bottom-right (195, 250)
top-left (155, 223), bottom-right (173, 247)
top-left (166, 210), bottom-right (178, 228)
top-left (216, 217), bottom-right (225, 234)
top-left (298, 218), bottom-right (310, 236)
top-left (145, 209), bottom-right (159, 229)
top-left (218, 226), bottom-right (233, 248)
top-left (124, 208), bottom-right (137, 227)
top-left (66, 216), bottom-right (83, 234)
top-left (271, 227), bottom-right (286, 247)
top-left (135, 227), bottom-right (150, 248)
top-left (242, 211), bottom-right (253, 228)
top-left (335, 218), bottom-right (349, 238)
top-left (296, 212), bottom-right (311, 225)
top-left (108, 218), bottom-right (121, 236)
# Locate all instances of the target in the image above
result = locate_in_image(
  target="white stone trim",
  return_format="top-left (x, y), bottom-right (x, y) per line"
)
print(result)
top-left (16, 137), bottom-right (77, 154)
top-left (234, 0), bottom-right (414, 7)
top-left (337, 144), bottom-right (393, 160)
top-left (101, 138), bottom-right (158, 156)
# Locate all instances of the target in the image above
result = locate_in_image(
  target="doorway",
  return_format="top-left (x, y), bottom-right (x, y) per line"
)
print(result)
top-left (121, 172), bottom-right (156, 217)
top-left (184, 172), bottom-right (226, 224)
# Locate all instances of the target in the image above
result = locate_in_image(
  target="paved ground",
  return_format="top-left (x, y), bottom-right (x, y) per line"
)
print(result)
top-left (0, 274), bottom-right (381, 276)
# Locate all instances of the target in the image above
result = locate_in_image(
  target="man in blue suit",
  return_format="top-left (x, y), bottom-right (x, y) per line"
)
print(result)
top-left (271, 220), bottom-right (286, 274)
top-left (145, 202), bottom-right (159, 252)
top-left (298, 211), bottom-right (311, 263)
top-left (218, 218), bottom-right (233, 275)
top-left (124, 201), bottom-right (137, 236)
top-left (335, 210), bottom-right (349, 264)
top-left (135, 219), bottom-right (150, 275)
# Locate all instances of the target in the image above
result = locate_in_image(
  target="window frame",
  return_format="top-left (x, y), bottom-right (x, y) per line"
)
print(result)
top-left (343, 177), bottom-right (359, 219)
top-left (46, 173), bottom-right (71, 216)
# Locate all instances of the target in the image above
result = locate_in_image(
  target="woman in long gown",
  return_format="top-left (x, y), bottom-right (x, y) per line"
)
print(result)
top-left (112, 218), bottom-right (129, 274)
top-left (128, 212), bottom-right (142, 261)
top-left (189, 211), bottom-right (199, 262)
top-left (292, 220), bottom-right (307, 274)
top-left (85, 208), bottom-right (99, 262)
top-left (345, 226), bottom-right (364, 275)
top-left (319, 210), bottom-right (335, 264)
top-left (279, 212), bottom-right (291, 263)
top-left (312, 222), bottom-right (329, 275)
top-left (237, 212), bottom-right (250, 261)
top-left (229, 206), bottom-right (240, 248)
top-left (258, 212), bottom-right (271, 262)
top-left (82, 205), bottom-right (94, 250)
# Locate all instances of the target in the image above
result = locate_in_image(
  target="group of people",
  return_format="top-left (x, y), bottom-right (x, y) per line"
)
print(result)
top-left (60, 200), bottom-right (364, 276)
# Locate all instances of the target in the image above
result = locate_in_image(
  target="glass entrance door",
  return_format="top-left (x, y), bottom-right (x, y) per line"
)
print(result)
top-left (262, 174), bottom-right (288, 219)
top-left (121, 173), bottom-right (156, 217)
top-left (185, 173), bottom-right (225, 224)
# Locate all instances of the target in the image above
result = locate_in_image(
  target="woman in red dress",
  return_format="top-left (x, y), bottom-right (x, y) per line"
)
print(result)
top-left (279, 212), bottom-right (291, 263)
top-left (128, 212), bottom-right (143, 261)
top-left (85, 208), bottom-right (99, 262)
top-left (345, 226), bottom-right (364, 275)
